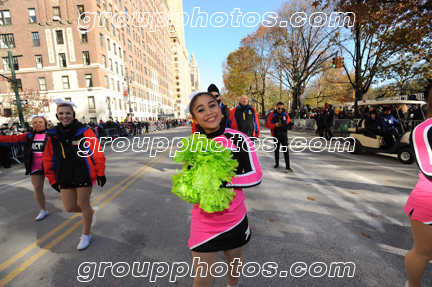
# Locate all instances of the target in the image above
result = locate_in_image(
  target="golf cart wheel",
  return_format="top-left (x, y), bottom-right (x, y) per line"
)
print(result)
top-left (398, 148), bottom-right (414, 164)
top-left (352, 140), bottom-right (362, 154)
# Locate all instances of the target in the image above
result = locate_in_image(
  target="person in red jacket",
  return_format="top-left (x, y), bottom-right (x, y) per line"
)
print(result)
top-left (266, 102), bottom-right (292, 172)
top-left (230, 94), bottom-right (260, 138)
top-left (43, 100), bottom-right (106, 250)
top-left (0, 115), bottom-right (50, 220)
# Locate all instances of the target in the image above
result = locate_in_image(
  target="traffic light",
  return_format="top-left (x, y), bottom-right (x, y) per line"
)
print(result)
top-left (332, 57), bottom-right (336, 68)
top-left (338, 57), bottom-right (344, 68)
top-left (2, 108), bottom-right (12, 116)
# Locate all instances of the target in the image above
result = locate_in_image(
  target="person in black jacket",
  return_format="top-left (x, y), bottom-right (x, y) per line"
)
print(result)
top-left (325, 104), bottom-right (335, 140)
top-left (0, 115), bottom-right (50, 220)
top-left (266, 102), bottom-right (292, 172)
top-left (207, 84), bottom-right (231, 129)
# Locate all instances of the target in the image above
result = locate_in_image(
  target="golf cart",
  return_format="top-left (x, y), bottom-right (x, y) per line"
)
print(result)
top-left (348, 99), bottom-right (426, 164)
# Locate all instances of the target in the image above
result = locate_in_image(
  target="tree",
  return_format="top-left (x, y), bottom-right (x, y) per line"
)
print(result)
top-left (1, 88), bottom-right (53, 122)
top-left (270, 0), bottom-right (341, 117)
top-left (315, 0), bottom-right (432, 114)
top-left (222, 46), bottom-right (257, 103)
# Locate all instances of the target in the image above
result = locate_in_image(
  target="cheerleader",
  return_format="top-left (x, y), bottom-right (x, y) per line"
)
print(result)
top-left (0, 114), bottom-right (50, 220)
top-left (404, 89), bottom-right (432, 287)
top-left (185, 92), bottom-right (262, 287)
top-left (43, 99), bottom-right (106, 250)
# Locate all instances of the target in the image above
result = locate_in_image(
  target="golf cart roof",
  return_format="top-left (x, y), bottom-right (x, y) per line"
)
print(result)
top-left (358, 100), bottom-right (426, 106)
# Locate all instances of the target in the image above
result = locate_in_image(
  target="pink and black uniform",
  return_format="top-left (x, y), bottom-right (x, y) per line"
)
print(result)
top-left (189, 127), bottom-right (262, 252)
top-left (404, 118), bottom-right (432, 225)
top-left (0, 130), bottom-right (47, 175)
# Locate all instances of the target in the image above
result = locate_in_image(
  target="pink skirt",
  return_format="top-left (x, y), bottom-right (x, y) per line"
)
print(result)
top-left (404, 187), bottom-right (432, 225)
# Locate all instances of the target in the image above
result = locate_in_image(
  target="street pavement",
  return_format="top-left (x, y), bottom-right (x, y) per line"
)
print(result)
top-left (0, 126), bottom-right (430, 287)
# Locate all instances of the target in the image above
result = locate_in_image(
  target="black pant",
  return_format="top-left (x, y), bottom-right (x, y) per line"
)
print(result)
top-left (275, 136), bottom-right (290, 169)
top-left (325, 125), bottom-right (334, 140)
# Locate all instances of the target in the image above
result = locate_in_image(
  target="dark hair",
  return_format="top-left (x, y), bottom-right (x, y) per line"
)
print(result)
top-left (370, 110), bottom-right (377, 115)
top-left (276, 102), bottom-right (284, 106)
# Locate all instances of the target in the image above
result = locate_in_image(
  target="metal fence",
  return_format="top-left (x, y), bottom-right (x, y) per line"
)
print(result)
top-left (11, 145), bottom-right (25, 164)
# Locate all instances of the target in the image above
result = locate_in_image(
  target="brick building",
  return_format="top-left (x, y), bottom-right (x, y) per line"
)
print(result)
top-left (0, 0), bottom-right (175, 125)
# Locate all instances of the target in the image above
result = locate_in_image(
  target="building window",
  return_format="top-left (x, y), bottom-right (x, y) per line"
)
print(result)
top-left (111, 78), bottom-right (114, 90)
top-left (104, 76), bottom-right (109, 88)
top-left (62, 76), bottom-right (70, 89)
top-left (32, 32), bottom-right (40, 46)
top-left (111, 24), bottom-right (115, 35)
top-left (53, 7), bottom-right (61, 21)
top-left (0, 10), bottom-right (11, 25)
top-left (133, 87), bottom-right (136, 97)
top-left (8, 79), bottom-right (22, 92)
top-left (122, 33), bottom-right (125, 45)
top-left (120, 65), bottom-right (123, 76)
top-left (0, 34), bottom-right (14, 49)
top-left (82, 51), bottom-right (90, 65)
top-left (103, 0), bottom-right (107, 10)
top-left (126, 24), bottom-right (130, 35)
top-left (56, 30), bottom-right (64, 45)
top-left (117, 29), bottom-right (120, 41)
top-left (117, 80), bottom-right (120, 92)
top-left (77, 5), bottom-right (85, 20)
top-left (115, 62), bottom-right (118, 74)
top-left (128, 40), bottom-right (131, 51)
top-left (113, 43), bottom-right (117, 55)
top-left (80, 29), bottom-right (88, 42)
top-left (119, 47), bottom-right (122, 58)
top-left (2, 56), bottom-right (19, 71)
top-left (38, 77), bottom-right (46, 91)
top-left (129, 56), bottom-right (133, 67)
top-left (102, 54), bottom-right (106, 68)
top-left (59, 53), bottom-right (66, 67)
top-left (28, 9), bottom-right (37, 23)
top-left (88, 96), bottom-right (96, 109)
top-left (130, 71), bottom-right (134, 81)
top-left (85, 74), bottom-right (93, 87)
top-left (100, 33), bottom-right (103, 46)
top-left (104, 18), bottom-right (109, 31)
top-left (98, 11), bottom-right (102, 26)
top-left (119, 99), bottom-right (122, 110)
top-left (107, 38), bottom-right (111, 50)
top-left (109, 58), bottom-right (113, 71)
top-left (35, 55), bottom-right (43, 69)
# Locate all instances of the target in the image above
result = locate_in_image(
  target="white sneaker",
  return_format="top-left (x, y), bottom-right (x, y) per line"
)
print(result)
top-left (77, 234), bottom-right (91, 250)
top-left (91, 207), bottom-right (99, 227)
top-left (35, 210), bottom-right (49, 221)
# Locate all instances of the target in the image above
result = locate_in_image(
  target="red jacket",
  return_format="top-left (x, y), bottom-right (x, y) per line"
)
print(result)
top-left (43, 122), bottom-right (105, 186)
top-left (266, 110), bottom-right (291, 137)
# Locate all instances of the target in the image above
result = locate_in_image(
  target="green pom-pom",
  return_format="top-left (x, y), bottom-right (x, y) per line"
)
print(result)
top-left (171, 134), bottom-right (238, 213)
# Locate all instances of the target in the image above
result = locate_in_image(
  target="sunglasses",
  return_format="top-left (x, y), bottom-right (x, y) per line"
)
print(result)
top-left (277, 108), bottom-right (283, 110)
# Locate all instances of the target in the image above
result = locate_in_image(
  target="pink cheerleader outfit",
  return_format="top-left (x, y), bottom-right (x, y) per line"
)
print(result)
top-left (404, 118), bottom-right (432, 225)
top-left (189, 127), bottom-right (262, 252)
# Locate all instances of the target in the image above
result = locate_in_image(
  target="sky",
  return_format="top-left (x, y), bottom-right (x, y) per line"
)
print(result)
top-left (182, 0), bottom-right (285, 94)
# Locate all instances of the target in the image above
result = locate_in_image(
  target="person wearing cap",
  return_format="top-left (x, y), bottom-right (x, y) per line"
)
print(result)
top-left (208, 84), bottom-right (231, 128)
top-left (230, 94), bottom-right (260, 138)
top-left (0, 115), bottom-right (51, 220)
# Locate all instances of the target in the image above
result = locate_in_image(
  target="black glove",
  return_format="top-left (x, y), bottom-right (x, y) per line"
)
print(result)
top-left (52, 183), bottom-right (60, 192)
top-left (97, 175), bottom-right (106, 187)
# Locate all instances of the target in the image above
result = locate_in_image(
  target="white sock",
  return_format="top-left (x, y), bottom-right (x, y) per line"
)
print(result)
top-left (227, 285), bottom-right (238, 287)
